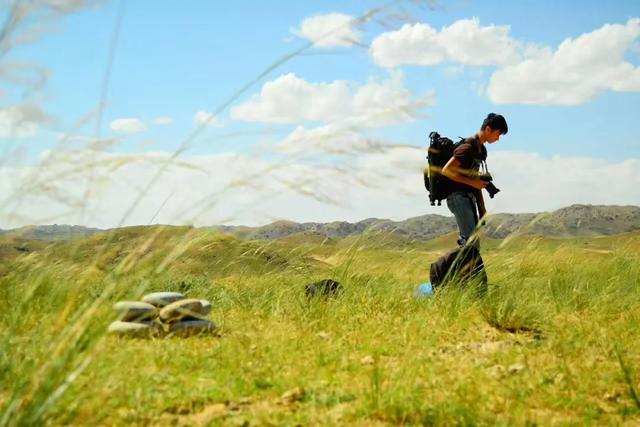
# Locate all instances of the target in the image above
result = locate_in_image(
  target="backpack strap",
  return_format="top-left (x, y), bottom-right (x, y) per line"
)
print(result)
top-left (480, 160), bottom-right (488, 175)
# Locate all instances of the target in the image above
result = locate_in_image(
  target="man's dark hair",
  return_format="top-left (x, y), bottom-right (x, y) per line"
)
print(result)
top-left (481, 113), bottom-right (508, 135)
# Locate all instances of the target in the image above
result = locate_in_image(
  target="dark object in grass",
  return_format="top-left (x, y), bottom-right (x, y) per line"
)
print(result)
top-left (305, 279), bottom-right (343, 299)
top-left (430, 245), bottom-right (487, 292)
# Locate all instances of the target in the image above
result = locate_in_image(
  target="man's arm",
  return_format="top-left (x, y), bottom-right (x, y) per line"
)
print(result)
top-left (441, 157), bottom-right (487, 190)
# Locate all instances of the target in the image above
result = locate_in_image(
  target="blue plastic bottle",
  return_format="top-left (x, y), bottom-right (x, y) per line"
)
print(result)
top-left (415, 282), bottom-right (433, 298)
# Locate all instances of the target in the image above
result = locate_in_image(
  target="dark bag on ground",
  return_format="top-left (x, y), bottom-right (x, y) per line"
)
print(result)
top-left (429, 245), bottom-right (487, 290)
top-left (305, 279), bottom-right (343, 299)
top-left (423, 131), bottom-right (465, 206)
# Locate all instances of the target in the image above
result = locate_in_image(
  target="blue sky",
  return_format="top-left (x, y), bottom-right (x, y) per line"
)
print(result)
top-left (7, 0), bottom-right (639, 158)
top-left (1, 0), bottom-right (639, 227)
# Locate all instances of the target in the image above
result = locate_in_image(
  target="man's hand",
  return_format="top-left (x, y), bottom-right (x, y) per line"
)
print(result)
top-left (474, 179), bottom-right (489, 190)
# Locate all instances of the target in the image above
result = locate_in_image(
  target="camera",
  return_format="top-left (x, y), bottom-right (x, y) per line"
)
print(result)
top-left (478, 173), bottom-right (500, 198)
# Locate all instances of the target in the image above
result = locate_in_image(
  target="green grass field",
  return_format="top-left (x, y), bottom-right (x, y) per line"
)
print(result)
top-left (1, 227), bottom-right (639, 426)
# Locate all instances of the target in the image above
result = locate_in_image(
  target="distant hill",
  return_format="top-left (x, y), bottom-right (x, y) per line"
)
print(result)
top-left (2, 206), bottom-right (639, 278)
top-left (211, 204), bottom-right (640, 241)
top-left (0, 225), bottom-right (105, 241)
top-left (484, 205), bottom-right (640, 238)
top-left (0, 225), bottom-right (328, 279)
top-left (208, 215), bottom-right (459, 241)
top-left (3, 204), bottom-right (640, 243)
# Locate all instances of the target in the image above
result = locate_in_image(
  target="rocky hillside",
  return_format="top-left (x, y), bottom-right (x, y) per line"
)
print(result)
top-left (210, 215), bottom-right (459, 241)
top-left (520, 204), bottom-right (640, 237)
top-left (3, 204), bottom-right (640, 242)
top-left (212, 204), bottom-right (640, 241)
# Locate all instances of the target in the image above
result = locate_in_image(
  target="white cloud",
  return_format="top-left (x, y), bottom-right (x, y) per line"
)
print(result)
top-left (370, 18), bottom-right (520, 68)
top-left (154, 116), bottom-right (173, 125)
top-left (371, 23), bottom-right (444, 68)
top-left (1, 149), bottom-right (638, 229)
top-left (231, 73), bottom-right (351, 123)
top-left (439, 19), bottom-right (520, 66)
top-left (370, 17), bottom-right (640, 105)
top-left (291, 13), bottom-right (361, 47)
top-left (0, 105), bottom-right (48, 138)
top-left (487, 151), bottom-right (640, 213)
top-left (352, 73), bottom-right (432, 126)
top-left (230, 72), bottom-right (433, 127)
top-left (109, 118), bottom-right (146, 134)
top-left (487, 17), bottom-right (640, 105)
top-left (278, 125), bottom-right (386, 154)
top-left (193, 111), bottom-right (219, 126)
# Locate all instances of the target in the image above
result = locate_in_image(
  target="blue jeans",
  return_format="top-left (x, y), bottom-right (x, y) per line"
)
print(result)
top-left (446, 191), bottom-right (480, 250)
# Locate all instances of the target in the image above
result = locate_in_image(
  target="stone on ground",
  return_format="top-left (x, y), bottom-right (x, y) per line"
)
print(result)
top-left (113, 301), bottom-right (157, 321)
top-left (108, 320), bottom-right (162, 337)
top-left (199, 299), bottom-right (212, 315)
top-left (142, 291), bottom-right (185, 307)
top-left (159, 299), bottom-right (210, 323)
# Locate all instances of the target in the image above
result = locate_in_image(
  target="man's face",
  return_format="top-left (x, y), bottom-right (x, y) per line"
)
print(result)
top-left (486, 128), bottom-right (502, 143)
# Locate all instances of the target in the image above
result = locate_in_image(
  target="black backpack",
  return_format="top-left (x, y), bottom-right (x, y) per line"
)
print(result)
top-left (423, 131), bottom-right (465, 206)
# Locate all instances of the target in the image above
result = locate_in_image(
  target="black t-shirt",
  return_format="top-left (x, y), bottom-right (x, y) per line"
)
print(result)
top-left (448, 135), bottom-right (487, 194)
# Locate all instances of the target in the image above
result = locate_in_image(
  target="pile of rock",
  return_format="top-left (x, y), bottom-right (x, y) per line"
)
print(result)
top-left (108, 291), bottom-right (217, 338)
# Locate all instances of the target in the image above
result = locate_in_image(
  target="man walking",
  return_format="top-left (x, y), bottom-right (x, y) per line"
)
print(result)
top-left (441, 113), bottom-right (508, 250)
